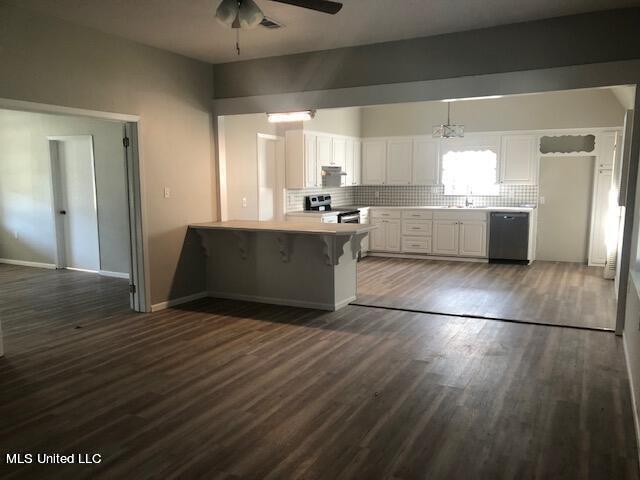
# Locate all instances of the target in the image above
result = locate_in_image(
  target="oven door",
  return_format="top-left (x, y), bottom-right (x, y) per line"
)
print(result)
top-left (338, 211), bottom-right (360, 224)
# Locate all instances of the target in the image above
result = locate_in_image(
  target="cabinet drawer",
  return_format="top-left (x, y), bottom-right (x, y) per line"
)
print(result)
top-left (402, 210), bottom-right (433, 220)
top-left (402, 220), bottom-right (432, 236)
top-left (371, 209), bottom-right (401, 219)
top-left (402, 236), bottom-right (432, 253)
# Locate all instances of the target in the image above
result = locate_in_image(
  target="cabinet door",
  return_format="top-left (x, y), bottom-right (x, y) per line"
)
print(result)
top-left (459, 221), bottom-right (487, 257)
top-left (500, 134), bottom-right (537, 184)
top-left (386, 139), bottom-right (413, 185)
top-left (413, 138), bottom-right (440, 185)
top-left (304, 133), bottom-right (317, 187)
top-left (344, 138), bottom-right (354, 186)
top-left (386, 219), bottom-right (401, 252)
top-left (353, 140), bottom-right (362, 185)
top-left (432, 220), bottom-right (459, 255)
top-left (370, 219), bottom-right (387, 251)
top-left (316, 135), bottom-right (333, 182)
top-left (332, 137), bottom-right (346, 169)
top-left (362, 139), bottom-right (387, 185)
top-left (589, 169), bottom-right (613, 265)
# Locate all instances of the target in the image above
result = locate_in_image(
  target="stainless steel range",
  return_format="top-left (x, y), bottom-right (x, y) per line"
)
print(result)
top-left (304, 195), bottom-right (360, 223)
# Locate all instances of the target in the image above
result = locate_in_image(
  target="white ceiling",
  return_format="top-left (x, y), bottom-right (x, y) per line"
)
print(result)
top-left (8, 0), bottom-right (640, 64)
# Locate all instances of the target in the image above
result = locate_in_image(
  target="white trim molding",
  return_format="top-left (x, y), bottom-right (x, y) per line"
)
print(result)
top-left (0, 258), bottom-right (57, 269)
top-left (150, 292), bottom-right (209, 312)
top-left (99, 270), bottom-right (130, 279)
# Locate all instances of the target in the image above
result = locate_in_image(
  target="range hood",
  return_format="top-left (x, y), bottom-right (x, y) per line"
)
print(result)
top-left (321, 166), bottom-right (346, 187)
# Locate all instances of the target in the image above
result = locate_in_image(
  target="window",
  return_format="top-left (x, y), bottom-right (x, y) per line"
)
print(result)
top-left (441, 148), bottom-right (499, 196)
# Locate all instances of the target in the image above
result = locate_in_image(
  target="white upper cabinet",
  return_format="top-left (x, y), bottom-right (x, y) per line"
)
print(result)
top-left (353, 140), bottom-right (362, 185)
top-left (386, 139), bottom-right (413, 185)
top-left (362, 139), bottom-right (387, 185)
top-left (413, 138), bottom-right (440, 185)
top-left (285, 129), bottom-right (319, 189)
top-left (345, 138), bottom-right (354, 186)
top-left (332, 137), bottom-right (347, 169)
top-left (304, 133), bottom-right (318, 188)
top-left (316, 134), bottom-right (333, 183)
top-left (500, 134), bottom-right (537, 184)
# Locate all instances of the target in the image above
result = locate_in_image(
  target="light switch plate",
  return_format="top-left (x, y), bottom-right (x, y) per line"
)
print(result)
top-left (164, 187), bottom-right (171, 199)
top-left (242, 197), bottom-right (247, 208)
top-left (539, 195), bottom-right (545, 205)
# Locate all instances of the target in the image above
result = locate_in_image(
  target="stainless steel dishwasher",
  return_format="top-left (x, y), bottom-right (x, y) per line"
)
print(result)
top-left (489, 212), bottom-right (529, 263)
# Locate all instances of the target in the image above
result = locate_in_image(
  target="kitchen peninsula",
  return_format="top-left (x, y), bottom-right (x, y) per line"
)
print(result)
top-left (190, 221), bottom-right (376, 310)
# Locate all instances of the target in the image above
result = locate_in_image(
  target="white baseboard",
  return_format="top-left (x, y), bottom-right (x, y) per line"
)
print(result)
top-left (367, 252), bottom-right (488, 263)
top-left (623, 333), bottom-right (640, 467)
top-left (151, 291), bottom-right (209, 312)
top-left (0, 258), bottom-right (57, 269)
top-left (99, 270), bottom-right (130, 279)
top-left (208, 291), bottom-right (355, 311)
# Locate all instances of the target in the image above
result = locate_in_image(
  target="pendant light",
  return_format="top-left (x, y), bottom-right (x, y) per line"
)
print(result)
top-left (433, 101), bottom-right (464, 138)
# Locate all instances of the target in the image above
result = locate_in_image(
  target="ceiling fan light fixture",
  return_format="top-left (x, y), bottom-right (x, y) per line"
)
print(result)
top-left (238, 0), bottom-right (264, 29)
top-left (216, 0), bottom-right (239, 27)
top-left (267, 110), bottom-right (315, 123)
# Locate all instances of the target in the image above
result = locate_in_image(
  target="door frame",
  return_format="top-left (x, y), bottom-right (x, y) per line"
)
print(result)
top-left (256, 133), bottom-right (285, 221)
top-left (0, 97), bottom-right (149, 314)
top-left (47, 135), bottom-right (101, 272)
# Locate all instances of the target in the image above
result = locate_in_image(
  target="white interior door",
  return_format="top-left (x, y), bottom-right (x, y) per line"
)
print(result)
top-left (51, 136), bottom-right (100, 271)
top-left (258, 134), bottom-right (284, 221)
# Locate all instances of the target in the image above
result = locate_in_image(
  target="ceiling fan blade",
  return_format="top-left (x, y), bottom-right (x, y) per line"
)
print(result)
top-left (269, 0), bottom-right (343, 14)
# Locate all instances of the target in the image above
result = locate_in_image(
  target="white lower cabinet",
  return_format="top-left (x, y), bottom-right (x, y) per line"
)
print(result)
top-left (371, 219), bottom-right (401, 252)
top-left (459, 221), bottom-right (487, 257)
top-left (432, 220), bottom-right (460, 255)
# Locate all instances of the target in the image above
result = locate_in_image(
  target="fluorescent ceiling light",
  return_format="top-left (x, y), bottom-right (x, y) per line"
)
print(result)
top-left (267, 111), bottom-right (315, 123)
top-left (442, 95), bottom-right (504, 102)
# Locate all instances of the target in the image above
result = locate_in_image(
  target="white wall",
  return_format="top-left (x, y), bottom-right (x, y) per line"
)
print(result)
top-left (361, 89), bottom-right (625, 137)
top-left (0, 109), bottom-right (130, 273)
top-left (0, 3), bottom-right (215, 304)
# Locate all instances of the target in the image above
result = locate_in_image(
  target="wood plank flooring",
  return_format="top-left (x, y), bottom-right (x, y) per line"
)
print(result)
top-left (0, 264), bottom-right (637, 479)
top-left (356, 257), bottom-right (617, 330)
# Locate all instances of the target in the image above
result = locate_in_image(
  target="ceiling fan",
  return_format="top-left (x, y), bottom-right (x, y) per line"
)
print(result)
top-left (216, 0), bottom-right (344, 55)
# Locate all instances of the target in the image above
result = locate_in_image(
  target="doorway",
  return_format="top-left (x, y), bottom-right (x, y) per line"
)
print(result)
top-left (537, 156), bottom-right (594, 262)
top-left (257, 133), bottom-right (285, 221)
top-left (49, 135), bottom-right (101, 272)
top-left (0, 100), bottom-right (148, 357)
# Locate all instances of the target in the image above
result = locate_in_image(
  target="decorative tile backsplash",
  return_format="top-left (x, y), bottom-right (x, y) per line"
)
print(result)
top-left (286, 185), bottom-right (537, 211)
top-left (286, 186), bottom-right (355, 212)
top-left (354, 185), bottom-right (538, 207)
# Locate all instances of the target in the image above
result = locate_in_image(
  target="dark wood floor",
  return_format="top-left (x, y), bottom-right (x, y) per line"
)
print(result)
top-left (0, 264), bottom-right (637, 479)
top-left (357, 257), bottom-right (617, 330)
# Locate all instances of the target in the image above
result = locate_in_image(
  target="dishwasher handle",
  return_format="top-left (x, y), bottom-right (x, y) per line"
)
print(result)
top-left (491, 212), bottom-right (529, 220)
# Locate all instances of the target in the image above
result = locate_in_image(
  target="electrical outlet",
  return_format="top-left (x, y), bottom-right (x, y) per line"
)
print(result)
top-left (13, 230), bottom-right (18, 240)
top-left (539, 195), bottom-right (545, 205)
top-left (242, 197), bottom-right (247, 208)
top-left (375, 191), bottom-right (380, 199)
top-left (164, 187), bottom-right (171, 199)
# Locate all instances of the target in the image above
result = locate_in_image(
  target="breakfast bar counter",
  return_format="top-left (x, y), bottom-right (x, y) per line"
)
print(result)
top-left (190, 221), bottom-right (376, 311)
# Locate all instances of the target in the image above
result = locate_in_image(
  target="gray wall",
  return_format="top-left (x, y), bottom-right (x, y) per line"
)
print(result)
top-left (0, 3), bottom-right (216, 305)
top-left (212, 9), bottom-right (640, 99)
top-left (536, 156), bottom-right (594, 263)
top-left (0, 109), bottom-right (130, 273)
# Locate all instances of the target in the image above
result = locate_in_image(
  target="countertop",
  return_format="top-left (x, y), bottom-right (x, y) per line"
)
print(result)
top-left (286, 205), bottom-right (536, 215)
top-left (190, 220), bottom-right (377, 236)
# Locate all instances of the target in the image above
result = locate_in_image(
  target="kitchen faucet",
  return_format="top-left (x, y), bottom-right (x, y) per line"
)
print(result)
top-left (465, 196), bottom-right (474, 207)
